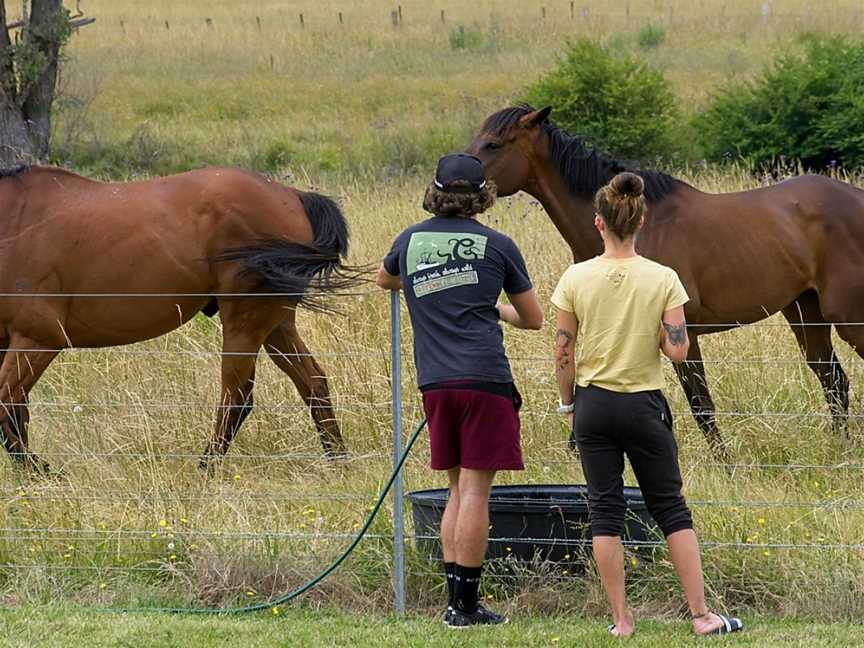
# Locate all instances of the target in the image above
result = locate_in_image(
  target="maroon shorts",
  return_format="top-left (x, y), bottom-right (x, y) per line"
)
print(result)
top-left (421, 383), bottom-right (523, 471)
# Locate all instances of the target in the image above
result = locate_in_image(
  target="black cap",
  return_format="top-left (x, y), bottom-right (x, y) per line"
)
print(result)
top-left (434, 154), bottom-right (487, 193)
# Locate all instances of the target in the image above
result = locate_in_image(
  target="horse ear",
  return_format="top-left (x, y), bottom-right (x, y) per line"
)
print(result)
top-left (519, 106), bottom-right (552, 129)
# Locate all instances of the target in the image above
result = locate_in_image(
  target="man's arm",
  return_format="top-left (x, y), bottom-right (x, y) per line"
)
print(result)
top-left (376, 263), bottom-right (402, 291)
top-left (497, 289), bottom-right (543, 330)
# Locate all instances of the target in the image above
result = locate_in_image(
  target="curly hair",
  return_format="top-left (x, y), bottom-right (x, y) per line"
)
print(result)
top-left (422, 180), bottom-right (498, 218)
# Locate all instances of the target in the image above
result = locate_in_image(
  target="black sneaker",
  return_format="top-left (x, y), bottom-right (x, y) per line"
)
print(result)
top-left (447, 605), bottom-right (509, 628)
top-left (442, 606), bottom-right (454, 624)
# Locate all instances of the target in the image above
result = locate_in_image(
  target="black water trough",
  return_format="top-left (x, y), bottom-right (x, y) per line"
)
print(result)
top-left (408, 484), bottom-right (658, 564)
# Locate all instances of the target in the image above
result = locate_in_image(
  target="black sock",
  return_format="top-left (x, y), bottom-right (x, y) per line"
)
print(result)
top-left (444, 562), bottom-right (456, 608)
top-left (453, 564), bottom-right (483, 614)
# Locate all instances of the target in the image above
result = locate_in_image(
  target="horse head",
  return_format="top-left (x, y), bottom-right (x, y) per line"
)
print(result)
top-left (466, 105), bottom-right (552, 197)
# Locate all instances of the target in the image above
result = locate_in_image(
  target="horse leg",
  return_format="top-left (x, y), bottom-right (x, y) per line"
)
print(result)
top-left (198, 301), bottom-right (287, 472)
top-left (0, 337), bottom-right (58, 473)
top-left (781, 291), bottom-right (850, 437)
top-left (199, 342), bottom-right (258, 472)
top-left (673, 335), bottom-right (729, 463)
top-left (264, 314), bottom-right (346, 457)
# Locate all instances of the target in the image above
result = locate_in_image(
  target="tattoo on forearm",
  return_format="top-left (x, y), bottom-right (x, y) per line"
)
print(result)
top-left (663, 322), bottom-right (687, 346)
top-left (555, 329), bottom-right (575, 370)
top-left (555, 329), bottom-right (574, 349)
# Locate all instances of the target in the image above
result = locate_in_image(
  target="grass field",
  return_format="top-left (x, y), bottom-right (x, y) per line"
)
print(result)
top-left (46, 0), bottom-right (864, 176)
top-left (1, 0), bottom-right (864, 635)
top-left (3, 607), bottom-right (864, 648)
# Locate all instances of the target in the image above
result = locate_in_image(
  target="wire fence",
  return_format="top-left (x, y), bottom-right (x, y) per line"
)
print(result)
top-left (97, 3), bottom-right (864, 34)
top-left (1, 289), bottom-right (864, 613)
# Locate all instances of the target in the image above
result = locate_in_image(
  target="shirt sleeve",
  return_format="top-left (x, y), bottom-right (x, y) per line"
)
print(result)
top-left (501, 236), bottom-right (533, 295)
top-left (382, 231), bottom-right (407, 276)
top-left (665, 269), bottom-right (690, 311)
top-left (551, 268), bottom-right (575, 313)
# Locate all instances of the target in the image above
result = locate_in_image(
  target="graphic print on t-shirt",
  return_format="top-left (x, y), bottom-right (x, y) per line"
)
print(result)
top-left (406, 232), bottom-right (488, 298)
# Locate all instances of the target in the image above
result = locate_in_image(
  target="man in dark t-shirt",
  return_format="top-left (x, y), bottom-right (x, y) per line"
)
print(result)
top-left (377, 154), bottom-right (542, 628)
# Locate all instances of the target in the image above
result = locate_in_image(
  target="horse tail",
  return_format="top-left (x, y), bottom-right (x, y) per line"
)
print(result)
top-left (214, 191), bottom-right (367, 313)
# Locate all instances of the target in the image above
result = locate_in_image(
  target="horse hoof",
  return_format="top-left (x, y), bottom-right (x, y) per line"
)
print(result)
top-left (19, 457), bottom-right (58, 479)
top-left (197, 459), bottom-right (216, 477)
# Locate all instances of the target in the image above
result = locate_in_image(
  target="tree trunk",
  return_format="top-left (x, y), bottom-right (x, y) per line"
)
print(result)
top-left (0, 1), bottom-right (32, 166)
top-left (22, 0), bottom-right (64, 160)
top-left (0, 0), bottom-right (69, 166)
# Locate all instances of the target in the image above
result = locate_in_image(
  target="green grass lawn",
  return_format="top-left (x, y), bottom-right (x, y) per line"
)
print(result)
top-left (1, 607), bottom-right (863, 648)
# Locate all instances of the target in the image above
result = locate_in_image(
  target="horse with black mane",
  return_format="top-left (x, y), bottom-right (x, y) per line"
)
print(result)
top-left (0, 165), bottom-right (362, 473)
top-left (469, 105), bottom-right (864, 458)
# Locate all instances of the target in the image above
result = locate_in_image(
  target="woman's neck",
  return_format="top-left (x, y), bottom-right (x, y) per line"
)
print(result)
top-left (600, 236), bottom-right (638, 259)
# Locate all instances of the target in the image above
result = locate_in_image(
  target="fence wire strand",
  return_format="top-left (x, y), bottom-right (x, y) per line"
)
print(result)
top-left (2, 289), bottom-right (864, 608)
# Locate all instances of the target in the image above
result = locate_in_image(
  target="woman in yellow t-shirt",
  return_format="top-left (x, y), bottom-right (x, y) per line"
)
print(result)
top-left (552, 172), bottom-right (743, 638)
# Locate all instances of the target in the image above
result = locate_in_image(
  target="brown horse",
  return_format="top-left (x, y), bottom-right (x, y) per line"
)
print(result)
top-left (0, 165), bottom-right (361, 473)
top-left (468, 105), bottom-right (864, 459)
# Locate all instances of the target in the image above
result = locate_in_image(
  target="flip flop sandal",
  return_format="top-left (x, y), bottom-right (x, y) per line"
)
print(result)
top-left (709, 615), bottom-right (744, 635)
top-left (607, 624), bottom-right (633, 637)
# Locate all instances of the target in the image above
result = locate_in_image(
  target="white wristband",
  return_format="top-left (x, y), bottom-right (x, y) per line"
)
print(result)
top-left (557, 400), bottom-right (575, 415)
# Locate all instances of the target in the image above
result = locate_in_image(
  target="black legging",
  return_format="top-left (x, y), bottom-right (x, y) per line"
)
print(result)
top-left (572, 385), bottom-right (693, 538)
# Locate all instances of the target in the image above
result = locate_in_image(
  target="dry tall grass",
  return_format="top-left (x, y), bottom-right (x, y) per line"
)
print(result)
top-left (2, 169), bottom-right (863, 617)
top-left (0, 0), bottom-right (863, 620)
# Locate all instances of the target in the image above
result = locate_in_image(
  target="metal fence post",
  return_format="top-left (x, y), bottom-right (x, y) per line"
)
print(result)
top-left (390, 289), bottom-right (406, 615)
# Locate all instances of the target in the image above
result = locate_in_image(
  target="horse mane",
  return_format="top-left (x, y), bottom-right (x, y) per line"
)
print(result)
top-left (482, 105), bottom-right (685, 204)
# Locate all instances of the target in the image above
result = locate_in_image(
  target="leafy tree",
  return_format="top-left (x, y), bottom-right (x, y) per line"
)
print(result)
top-left (0, 1), bottom-right (93, 165)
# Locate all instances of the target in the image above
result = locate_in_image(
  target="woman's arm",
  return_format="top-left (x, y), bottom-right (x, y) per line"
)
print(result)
top-left (497, 289), bottom-right (543, 330)
top-left (660, 305), bottom-right (690, 363)
top-left (375, 263), bottom-right (402, 291)
top-left (555, 308), bottom-right (579, 405)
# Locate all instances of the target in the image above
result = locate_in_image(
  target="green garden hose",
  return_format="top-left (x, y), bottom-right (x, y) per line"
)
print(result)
top-left (104, 418), bottom-right (427, 615)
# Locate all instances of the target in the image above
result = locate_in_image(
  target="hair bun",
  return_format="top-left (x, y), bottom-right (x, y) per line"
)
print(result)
top-left (610, 172), bottom-right (645, 199)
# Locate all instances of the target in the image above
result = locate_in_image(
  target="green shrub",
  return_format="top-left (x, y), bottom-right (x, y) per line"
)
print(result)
top-left (695, 34), bottom-right (864, 170)
top-left (637, 22), bottom-right (666, 49)
top-left (523, 38), bottom-right (679, 160)
top-left (606, 32), bottom-right (631, 53)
